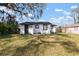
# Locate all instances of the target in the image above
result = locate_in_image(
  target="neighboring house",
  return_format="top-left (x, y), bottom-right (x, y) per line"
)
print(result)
top-left (19, 22), bottom-right (56, 34)
top-left (62, 23), bottom-right (79, 34)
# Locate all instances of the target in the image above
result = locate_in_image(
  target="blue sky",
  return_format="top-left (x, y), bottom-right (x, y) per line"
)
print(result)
top-left (0, 3), bottom-right (79, 26)
top-left (39, 3), bottom-right (79, 26)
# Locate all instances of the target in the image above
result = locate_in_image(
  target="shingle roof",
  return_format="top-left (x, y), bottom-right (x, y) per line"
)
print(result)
top-left (20, 22), bottom-right (56, 26)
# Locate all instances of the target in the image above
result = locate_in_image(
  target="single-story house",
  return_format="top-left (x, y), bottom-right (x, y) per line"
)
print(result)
top-left (62, 23), bottom-right (79, 34)
top-left (19, 22), bottom-right (56, 34)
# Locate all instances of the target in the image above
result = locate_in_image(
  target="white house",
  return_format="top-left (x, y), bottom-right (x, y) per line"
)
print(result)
top-left (19, 22), bottom-right (56, 34)
top-left (62, 23), bottom-right (79, 34)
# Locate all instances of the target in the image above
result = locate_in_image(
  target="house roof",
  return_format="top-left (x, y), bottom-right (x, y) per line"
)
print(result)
top-left (20, 22), bottom-right (56, 26)
top-left (63, 23), bottom-right (79, 28)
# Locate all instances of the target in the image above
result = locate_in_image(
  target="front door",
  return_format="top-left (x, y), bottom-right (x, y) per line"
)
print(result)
top-left (25, 25), bottom-right (28, 34)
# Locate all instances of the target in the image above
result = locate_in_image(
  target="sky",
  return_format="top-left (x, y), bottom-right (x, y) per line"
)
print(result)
top-left (39, 3), bottom-right (79, 26)
top-left (0, 3), bottom-right (79, 26)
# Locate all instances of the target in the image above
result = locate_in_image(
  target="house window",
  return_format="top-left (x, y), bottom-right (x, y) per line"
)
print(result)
top-left (35, 24), bottom-right (39, 29)
top-left (43, 24), bottom-right (48, 30)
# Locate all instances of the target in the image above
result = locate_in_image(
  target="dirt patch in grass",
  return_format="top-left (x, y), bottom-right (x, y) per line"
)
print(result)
top-left (0, 34), bottom-right (79, 56)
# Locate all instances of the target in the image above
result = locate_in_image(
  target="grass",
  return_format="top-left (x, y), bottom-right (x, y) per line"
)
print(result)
top-left (0, 33), bottom-right (79, 56)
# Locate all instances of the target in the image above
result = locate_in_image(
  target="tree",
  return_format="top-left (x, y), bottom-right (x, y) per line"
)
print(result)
top-left (0, 3), bottom-right (46, 22)
top-left (0, 20), bottom-right (18, 34)
top-left (0, 3), bottom-right (46, 34)
top-left (56, 26), bottom-right (62, 33)
top-left (71, 7), bottom-right (79, 23)
top-left (6, 15), bottom-right (18, 34)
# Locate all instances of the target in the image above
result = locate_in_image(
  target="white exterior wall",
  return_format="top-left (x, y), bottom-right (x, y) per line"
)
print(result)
top-left (19, 25), bottom-right (25, 34)
top-left (33, 24), bottom-right (41, 34)
top-left (42, 24), bottom-right (51, 34)
top-left (19, 24), bottom-right (53, 34)
top-left (51, 27), bottom-right (56, 33)
top-left (28, 25), bottom-right (34, 34)
top-left (33, 24), bottom-right (51, 34)
top-left (65, 27), bottom-right (79, 34)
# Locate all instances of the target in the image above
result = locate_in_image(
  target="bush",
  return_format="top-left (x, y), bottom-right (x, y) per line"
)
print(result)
top-left (56, 26), bottom-right (62, 33)
top-left (0, 22), bottom-right (18, 35)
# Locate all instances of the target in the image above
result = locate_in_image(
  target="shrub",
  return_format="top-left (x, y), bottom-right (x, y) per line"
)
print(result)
top-left (0, 22), bottom-right (18, 35)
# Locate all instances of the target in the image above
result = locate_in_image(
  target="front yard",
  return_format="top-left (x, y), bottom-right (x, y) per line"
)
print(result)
top-left (0, 33), bottom-right (79, 56)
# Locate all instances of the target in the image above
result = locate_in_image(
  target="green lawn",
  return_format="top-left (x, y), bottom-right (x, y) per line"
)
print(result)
top-left (0, 33), bottom-right (79, 56)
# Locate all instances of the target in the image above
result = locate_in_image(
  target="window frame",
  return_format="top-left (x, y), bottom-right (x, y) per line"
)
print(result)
top-left (35, 24), bottom-right (39, 29)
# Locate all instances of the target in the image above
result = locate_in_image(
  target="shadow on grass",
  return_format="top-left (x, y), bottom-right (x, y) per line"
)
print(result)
top-left (60, 40), bottom-right (79, 53)
top-left (19, 34), bottom-right (33, 40)
top-left (13, 38), bottom-right (56, 56)
top-left (13, 39), bottom-right (42, 56)
top-left (56, 33), bottom-right (71, 38)
top-left (0, 35), bottom-right (79, 56)
top-left (0, 34), bottom-right (12, 39)
top-left (55, 36), bottom-right (79, 53)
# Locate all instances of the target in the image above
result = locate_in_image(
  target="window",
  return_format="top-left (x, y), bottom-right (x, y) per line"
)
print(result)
top-left (35, 24), bottom-right (39, 29)
top-left (43, 24), bottom-right (48, 30)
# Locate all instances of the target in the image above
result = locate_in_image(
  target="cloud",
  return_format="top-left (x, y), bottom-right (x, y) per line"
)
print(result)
top-left (0, 6), bottom-right (14, 15)
top-left (46, 8), bottom-right (49, 10)
top-left (55, 8), bottom-right (70, 15)
top-left (55, 9), bottom-right (63, 12)
top-left (71, 5), bottom-right (78, 9)
top-left (50, 16), bottom-right (73, 26)
top-left (0, 6), bottom-right (5, 10)
top-left (28, 13), bottom-right (33, 17)
top-left (51, 18), bottom-right (56, 20)
top-left (49, 17), bottom-right (64, 25)
top-left (63, 11), bottom-right (71, 15)
top-left (38, 19), bottom-right (47, 22)
top-left (66, 16), bottom-right (72, 19)
top-left (58, 17), bottom-right (64, 20)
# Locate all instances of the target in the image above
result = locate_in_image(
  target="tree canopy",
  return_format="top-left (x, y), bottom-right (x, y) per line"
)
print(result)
top-left (0, 3), bottom-right (46, 23)
top-left (71, 7), bottom-right (79, 23)
top-left (0, 3), bottom-right (46, 34)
